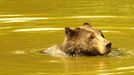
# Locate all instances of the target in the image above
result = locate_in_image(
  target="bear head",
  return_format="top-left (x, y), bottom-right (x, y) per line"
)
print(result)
top-left (62, 22), bottom-right (112, 56)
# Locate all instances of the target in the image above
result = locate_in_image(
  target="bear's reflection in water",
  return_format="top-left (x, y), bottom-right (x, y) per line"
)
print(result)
top-left (59, 49), bottom-right (132, 75)
top-left (60, 57), bottom-right (113, 75)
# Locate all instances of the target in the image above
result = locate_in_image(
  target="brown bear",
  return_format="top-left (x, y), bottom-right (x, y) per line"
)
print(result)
top-left (42, 22), bottom-right (112, 57)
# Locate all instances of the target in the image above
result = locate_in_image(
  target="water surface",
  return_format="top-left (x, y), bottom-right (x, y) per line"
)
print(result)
top-left (0, 0), bottom-right (134, 75)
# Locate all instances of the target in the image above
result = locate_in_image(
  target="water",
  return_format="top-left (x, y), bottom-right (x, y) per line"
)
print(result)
top-left (0, 0), bottom-right (134, 75)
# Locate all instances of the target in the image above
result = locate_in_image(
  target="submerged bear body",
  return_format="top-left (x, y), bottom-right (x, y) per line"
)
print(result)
top-left (43, 22), bottom-right (112, 57)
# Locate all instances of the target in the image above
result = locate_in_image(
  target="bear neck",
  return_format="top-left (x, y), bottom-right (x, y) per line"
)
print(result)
top-left (61, 42), bottom-right (101, 56)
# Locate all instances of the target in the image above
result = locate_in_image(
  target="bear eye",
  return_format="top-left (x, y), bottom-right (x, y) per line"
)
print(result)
top-left (90, 34), bottom-right (95, 39)
top-left (101, 34), bottom-right (105, 38)
top-left (98, 30), bottom-right (105, 38)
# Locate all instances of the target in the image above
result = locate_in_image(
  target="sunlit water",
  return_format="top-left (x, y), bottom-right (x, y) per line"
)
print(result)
top-left (0, 0), bottom-right (134, 75)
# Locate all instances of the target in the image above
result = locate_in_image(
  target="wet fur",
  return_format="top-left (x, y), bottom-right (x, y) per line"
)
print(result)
top-left (62, 28), bottom-right (101, 56)
top-left (43, 22), bottom-right (111, 57)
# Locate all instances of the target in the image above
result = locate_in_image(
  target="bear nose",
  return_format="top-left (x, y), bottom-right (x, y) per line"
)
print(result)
top-left (106, 43), bottom-right (112, 49)
top-left (105, 43), bottom-right (112, 54)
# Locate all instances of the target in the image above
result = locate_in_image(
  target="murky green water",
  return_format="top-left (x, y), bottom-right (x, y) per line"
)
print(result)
top-left (0, 0), bottom-right (134, 75)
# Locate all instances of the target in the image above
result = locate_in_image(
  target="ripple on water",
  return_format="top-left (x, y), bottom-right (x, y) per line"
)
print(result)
top-left (12, 27), bottom-right (121, 33)
top-left (1, 14), bottom-right (134, 23)
top-left (97, 65), bottom-right (134, 75)
top-left (0, 14), bottom-right (23, 17)
top-left (0, 17), bottom-right (49, 23)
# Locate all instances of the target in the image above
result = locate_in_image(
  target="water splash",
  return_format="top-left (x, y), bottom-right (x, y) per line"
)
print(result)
top-left (107, 48), bottom-right (133, 57)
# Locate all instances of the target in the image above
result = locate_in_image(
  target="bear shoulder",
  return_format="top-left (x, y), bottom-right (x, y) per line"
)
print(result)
top-left (42, 45), bottom-right (66, 57)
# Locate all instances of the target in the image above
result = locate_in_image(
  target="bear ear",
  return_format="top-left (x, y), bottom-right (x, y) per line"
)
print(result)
top-left (65, 27), bottom-right (75, 37)
top-left (83, 22), bottom-right (92, 27)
